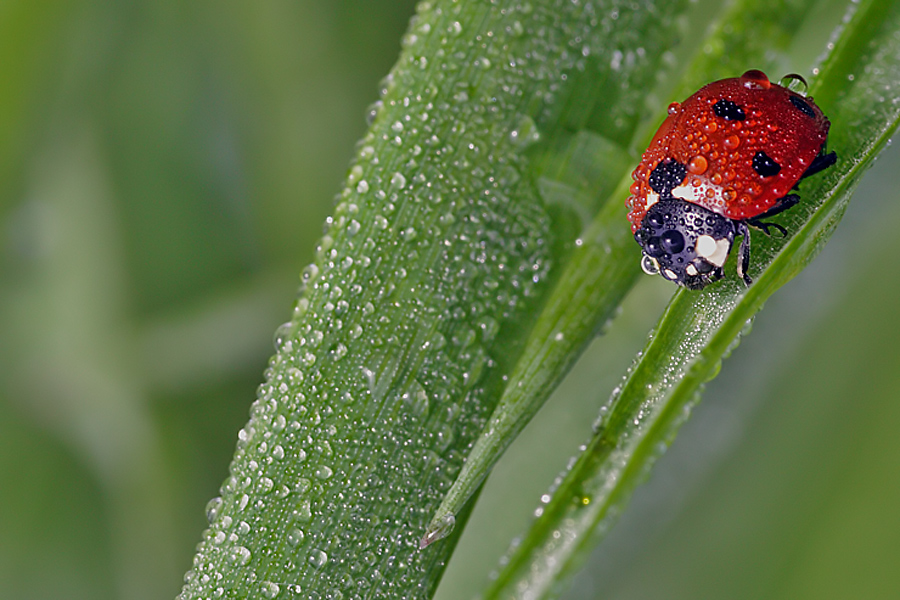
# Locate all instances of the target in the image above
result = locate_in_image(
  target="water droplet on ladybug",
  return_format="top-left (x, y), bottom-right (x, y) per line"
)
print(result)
top-left (688, 156), bottom-right (708, 174)
top-left (668, 102), bottom-right (681, 115)
top-left (641, 254), bottom-right (661, 275)
top-left (741, 69), bottom-right (771, 89)
top-left (779, 73), bottom-right (809, 93)
top-left (660, 230), bottom-right (685, 254)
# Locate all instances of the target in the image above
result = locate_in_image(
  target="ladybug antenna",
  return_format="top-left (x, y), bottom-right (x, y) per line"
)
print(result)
top-left (779, 73), bottom-right (809, 94)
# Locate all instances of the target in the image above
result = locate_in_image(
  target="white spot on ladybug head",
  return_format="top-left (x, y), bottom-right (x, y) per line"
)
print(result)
top-left (686, 264), bottom-right (699, 276)
top-left (645, 190), bottom-right (660, 210)
top-left (696, 235), bottom-right (717, 257)
top-left (663, 268), bottom-right (678, 281)
top-left (695, 234), bottom-right (730, 267)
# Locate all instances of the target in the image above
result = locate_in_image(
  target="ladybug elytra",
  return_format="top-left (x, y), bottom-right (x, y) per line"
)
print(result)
top-left (626, 70), bottom-right (836, 290)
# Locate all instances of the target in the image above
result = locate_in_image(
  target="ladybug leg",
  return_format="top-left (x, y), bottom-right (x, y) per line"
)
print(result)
top-left (750, 220), bottom-right (788, 237)
top-left (746, 194), bottom-right (800, 236)
top-left (800, 150), bottom-right (837, 180)
top-left (736, 221), bottom-right (753, 287)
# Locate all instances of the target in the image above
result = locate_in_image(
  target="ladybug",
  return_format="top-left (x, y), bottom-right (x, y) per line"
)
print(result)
top-left (626, 70), bottom-right (836, 290)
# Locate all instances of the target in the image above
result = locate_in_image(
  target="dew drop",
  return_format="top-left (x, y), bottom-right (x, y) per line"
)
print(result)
top-left (287, 527), bottom-right (306, 547)
top-left (295, 478), bottom-right (311, 496)
top-left (287, 367), bottom-right (304, 386)
top-left (308, 549), bottom-right (329, 568)
top-left (294, 499), bottom-right (312, 521)
top-left (688, 156), bottom-right (708, 174)
top-left (230, 546), bottom-right (252, 566)
top-left (390, 172), bottom-right (407, 189)
top-left (261, 581), bottom-right (280, 599)
top-left (205, 497), bottom-right (223, 524)
top-left (293, 298), bottom-right (309, 319)
top-left (509, 114), bottom-right (540, 147)
top-left (347, 164), bottom-right (363, 185)
top-left (301, 264), bottom-right (319, 286)
top-left (331, 343), bottom-right (348, 361)
top-left (404, 382), bottom-right (430, 418)
top-left (366, 100), bottom-right (383, 125)
top-left (273, 322), bottom-right (293, 350)
top-left (478, 316), bottom-right (500, 343)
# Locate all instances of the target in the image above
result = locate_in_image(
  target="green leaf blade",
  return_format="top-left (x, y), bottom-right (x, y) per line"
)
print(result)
top-left (177, 0), bottom-right (687, 596)
top-left (480, 0), bottom-right (900, 598)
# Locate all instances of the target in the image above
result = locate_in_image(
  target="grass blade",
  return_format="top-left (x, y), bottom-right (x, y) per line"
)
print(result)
top-left (479, 0), bottom-right (900, 597)
top-left (178, 0), bottom-right (694, 596)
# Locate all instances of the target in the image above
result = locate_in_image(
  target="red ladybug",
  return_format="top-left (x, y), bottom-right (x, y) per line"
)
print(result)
top-left (626, 70), bottom-right (836, 289)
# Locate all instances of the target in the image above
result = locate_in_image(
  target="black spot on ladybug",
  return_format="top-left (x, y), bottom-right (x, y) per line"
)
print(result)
top-left (789, 95), bottom-right (816, 118)
top-left (713, 99), bottom-right (746, 121)
top-left (752, 151), bottom-right (782, 177)
top-left (648, 158), bottom-right (687, 196)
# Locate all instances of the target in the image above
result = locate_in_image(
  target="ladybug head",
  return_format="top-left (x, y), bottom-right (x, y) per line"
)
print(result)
top-left (635, 199), bottom-right (737, 290)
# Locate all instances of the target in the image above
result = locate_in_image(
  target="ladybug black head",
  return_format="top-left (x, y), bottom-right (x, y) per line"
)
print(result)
top-left (635, 199), bottom-right (737, 290)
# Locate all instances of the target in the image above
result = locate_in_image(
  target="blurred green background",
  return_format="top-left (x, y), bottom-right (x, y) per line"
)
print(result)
top-left (1, 2), bottom-right (899, 600)
top-left (0, 2), bottom-right (417, 599)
